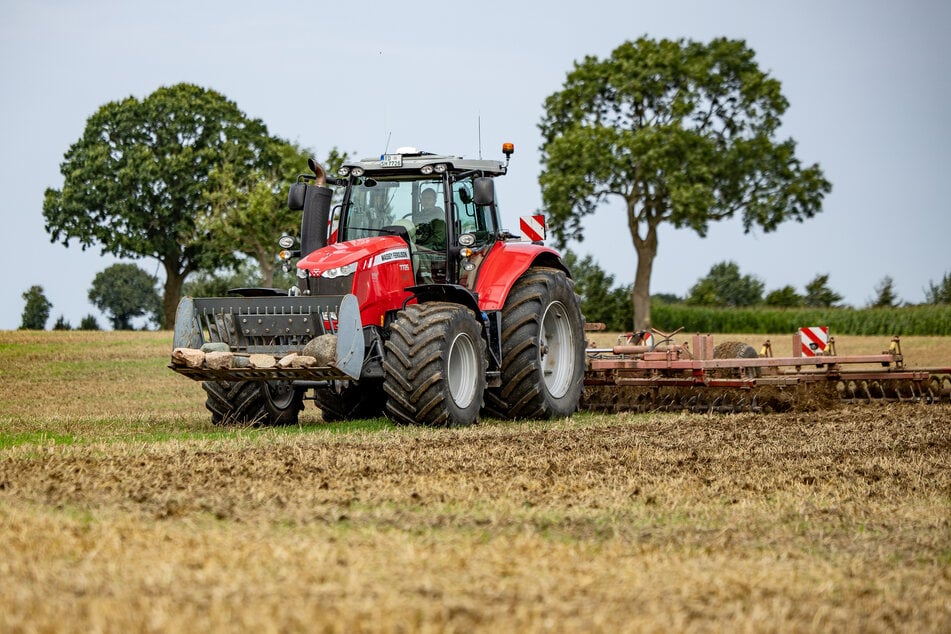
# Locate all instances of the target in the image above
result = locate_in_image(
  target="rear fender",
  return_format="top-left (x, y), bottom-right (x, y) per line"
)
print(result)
top-left (474, 242), bottom-right (569, 311)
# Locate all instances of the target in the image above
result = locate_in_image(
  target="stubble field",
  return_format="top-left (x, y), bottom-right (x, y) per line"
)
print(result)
top-left (1, 330), bottom-right (949, 632)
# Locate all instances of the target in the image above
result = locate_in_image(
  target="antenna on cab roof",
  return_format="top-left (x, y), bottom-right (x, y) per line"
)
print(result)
top-left (478, 114), bottom-right (482, 159)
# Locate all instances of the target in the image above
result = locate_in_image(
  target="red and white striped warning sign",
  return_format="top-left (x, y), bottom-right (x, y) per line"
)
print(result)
top-left (800, 326), bottom-right (829, 356)
top-left (520, 214), bottom-right (546, 242)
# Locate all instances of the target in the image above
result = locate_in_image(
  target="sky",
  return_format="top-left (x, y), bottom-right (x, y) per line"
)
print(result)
top-left (1, 0), bottom-right (949, 330)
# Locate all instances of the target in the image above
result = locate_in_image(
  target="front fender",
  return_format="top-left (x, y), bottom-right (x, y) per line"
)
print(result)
top-left (474, 242), bottom-right (569, 311)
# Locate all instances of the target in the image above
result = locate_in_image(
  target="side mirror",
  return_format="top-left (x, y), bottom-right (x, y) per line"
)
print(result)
top-left (473, 177), bottom-right (495, 206)
top-left (288, 182), bottom-right (307, 211)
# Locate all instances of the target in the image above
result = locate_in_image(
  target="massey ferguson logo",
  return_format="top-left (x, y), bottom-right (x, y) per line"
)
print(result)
top-left (372, 248), bottom-right (410, 267)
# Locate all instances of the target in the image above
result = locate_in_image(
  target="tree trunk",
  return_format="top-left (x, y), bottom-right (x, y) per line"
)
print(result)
top-left (260, 258), bottom-right (274, 288)
top-left (161, 261), bottom-right (187, 330)
top-left (630, 219), bottom-right (658, 331)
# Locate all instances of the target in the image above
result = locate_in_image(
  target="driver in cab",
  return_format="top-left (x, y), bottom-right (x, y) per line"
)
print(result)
top-left (414, 188), bottom-right (446, 250)
top-left (415, 188), bottom-right (444, 224)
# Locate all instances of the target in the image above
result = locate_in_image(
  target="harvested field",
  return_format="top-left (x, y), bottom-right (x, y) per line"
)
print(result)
top-left (1, 331), bottom-right (950, 632)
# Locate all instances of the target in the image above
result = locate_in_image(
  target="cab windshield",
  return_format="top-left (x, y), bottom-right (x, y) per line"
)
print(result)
top-left (341, 177), bottom-right (445, 240)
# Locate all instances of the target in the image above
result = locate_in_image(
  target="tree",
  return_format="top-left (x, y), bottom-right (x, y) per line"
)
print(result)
top-left (539, 37), bottom-right (832, 328)
top-left (804, 273), bottom-right (843, 307)
top-left (53, 315), bottom-right (72, 330)
top-left (88, 263), bottom-right (162, 330)
top-left (869, 275), bottom-right (899, 308)
top-left (686, 261), bottom-right (764, 307)
top-left (43, 83), bottom-right (279, 328)
top-left (20, 285), bottom-right (52, 330)
top-left (202, 144), bottom-right (349, 287)
top-left (764, 285), bottom-right (804, 307)
top-left (925, 271), bottom-right (951, 304)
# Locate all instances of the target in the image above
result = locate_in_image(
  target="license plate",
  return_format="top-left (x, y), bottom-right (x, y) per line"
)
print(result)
top-left (380, 154), bottom-right (402, 168)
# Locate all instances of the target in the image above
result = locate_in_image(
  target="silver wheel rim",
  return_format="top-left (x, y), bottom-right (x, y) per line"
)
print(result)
top-left (447, 331), bottom-right (478, 408)
top-left (539, 301), bottom-right (574, 398)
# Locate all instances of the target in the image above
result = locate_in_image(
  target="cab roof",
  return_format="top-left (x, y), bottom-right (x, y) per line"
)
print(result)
top-left (342, 147), bottom-right (508, 177)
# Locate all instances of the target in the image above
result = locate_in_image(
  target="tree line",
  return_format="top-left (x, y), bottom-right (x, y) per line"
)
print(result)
top-left (18, 261), bottom-right (292, 331)
top-left (567, 253), bottom-right (951, 334)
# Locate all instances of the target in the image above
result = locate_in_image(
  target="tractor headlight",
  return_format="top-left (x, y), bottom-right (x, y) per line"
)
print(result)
top-left (351, 167), bottom-right (365, 177)
top-left (458, 233), bottom-right (476, 247)
top-left (337, 166), bottom-right (350, 177)
top-left (320, 262), bottom-right (357, 279)
top-left (420, 163), bottom-right (446, 175)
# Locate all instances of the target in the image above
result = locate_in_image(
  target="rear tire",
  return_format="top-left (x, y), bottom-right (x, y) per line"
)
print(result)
top-left (202, 380), bottom-right (304, 426)
top-left (383, 303), bottom-right (486, 427)
top-left (483, 267), bottom-right (585, 420)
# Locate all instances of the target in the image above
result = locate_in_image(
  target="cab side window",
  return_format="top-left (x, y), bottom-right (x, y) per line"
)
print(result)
top-left (453, 181), bottom-right (496, 245)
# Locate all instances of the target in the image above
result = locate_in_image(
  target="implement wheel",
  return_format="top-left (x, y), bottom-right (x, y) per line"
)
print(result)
top-left (202, 380), bottom-right (303, 426)
top-left (713, 341), bottom-right (761, 378)
top-left (315, 381), bottom-right (385, 422)
top-left (483, 267), bottom-right (585, 420)
top-left (383, 302), bottom-right (486, 427)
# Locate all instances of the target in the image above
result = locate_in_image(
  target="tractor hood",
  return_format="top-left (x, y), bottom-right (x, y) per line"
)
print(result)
top-left (297, 235), bottom-right (409, 278)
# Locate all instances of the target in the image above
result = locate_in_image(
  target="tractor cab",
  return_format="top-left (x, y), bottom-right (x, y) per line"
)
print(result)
top-left (333, 146), bottom-right (510, 288)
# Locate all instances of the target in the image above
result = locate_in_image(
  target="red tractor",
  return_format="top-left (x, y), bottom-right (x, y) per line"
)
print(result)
top-left (170, 144), bottom-right (586, 427)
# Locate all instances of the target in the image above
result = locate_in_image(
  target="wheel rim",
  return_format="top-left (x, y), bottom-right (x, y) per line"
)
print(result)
top-left (267, 381), bottom-right (297, 409)
top-left (447, 332), bottom-right (479, 409)
top-left (539, 301), bottom-right (574, 398)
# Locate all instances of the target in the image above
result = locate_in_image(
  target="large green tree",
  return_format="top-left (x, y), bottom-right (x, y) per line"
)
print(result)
top-left (43, 83), bottom-right (278, 328)
top-left (539, 37), bottom-right (832, 328)
top-left (88, 263), bottom-right (162, 330)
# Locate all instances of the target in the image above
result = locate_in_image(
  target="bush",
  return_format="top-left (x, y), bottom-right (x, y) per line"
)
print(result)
top-left (79, 315), bottom-right (101, 331)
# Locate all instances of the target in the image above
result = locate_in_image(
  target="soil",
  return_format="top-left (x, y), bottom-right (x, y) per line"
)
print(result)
top-left (2, 404), bottom-right (950, 632)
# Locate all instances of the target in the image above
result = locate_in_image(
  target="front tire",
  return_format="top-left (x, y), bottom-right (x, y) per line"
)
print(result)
top-left (383, 302), bottom-right (486, 427)
top-left (202, 380), bottom-right (304, 426)
top-left (483, 267), bottom-right (585, 420)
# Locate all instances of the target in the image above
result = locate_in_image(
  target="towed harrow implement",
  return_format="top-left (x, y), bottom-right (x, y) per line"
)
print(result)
top-left (582, 327), bottom-right (951, 413)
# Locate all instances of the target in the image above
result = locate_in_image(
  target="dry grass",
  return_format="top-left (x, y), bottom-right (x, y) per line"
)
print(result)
top-left (1, 331), bottom-right (950, 632)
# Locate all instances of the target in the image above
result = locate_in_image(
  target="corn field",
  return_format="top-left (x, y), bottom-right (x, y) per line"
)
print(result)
top-left (651, 303), bottom-right (951, 336)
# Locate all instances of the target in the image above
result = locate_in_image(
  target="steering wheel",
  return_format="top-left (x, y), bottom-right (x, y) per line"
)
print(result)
top-left (416, 221), bottom-right (433, 243)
